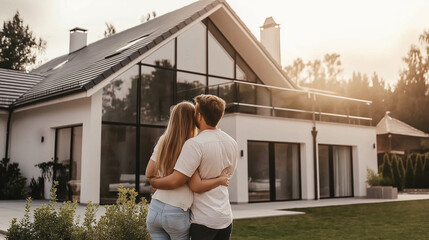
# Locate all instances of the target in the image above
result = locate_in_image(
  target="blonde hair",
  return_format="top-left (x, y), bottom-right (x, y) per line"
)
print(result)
top-left (155, 101), bottom-right (197, 176)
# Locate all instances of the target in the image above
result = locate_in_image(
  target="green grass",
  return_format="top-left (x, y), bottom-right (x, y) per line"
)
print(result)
top-left (232, 200), bottom-right (429, 240)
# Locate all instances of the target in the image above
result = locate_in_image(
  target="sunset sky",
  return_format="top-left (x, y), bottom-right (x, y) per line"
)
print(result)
top-left (1, 0), bottom-right (428, 87)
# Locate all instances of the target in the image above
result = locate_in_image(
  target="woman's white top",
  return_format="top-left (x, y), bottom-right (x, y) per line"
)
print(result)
top-left (150, 141), bottom-right (193, 211)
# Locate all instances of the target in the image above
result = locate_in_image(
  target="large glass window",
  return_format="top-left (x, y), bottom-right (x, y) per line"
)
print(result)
top-left (236, 55), bottom-right (256, 82)
top-left (177, 72), bottom-right (206, 102)
top-left (208, 21), bottom-right (234, 78)
top-left (248, 141), bottom-right (301, 202)
top-left (177, 22), bottom-right (206, 73)
top-left (102, 65), bottom-right (139, 124)
top-left (318, 145), bottom-right (353, 198)
top-left (208, 77), bottom-right (234, 103)
top-left (139, 127), bottom-right (165, 194)
top-left (100, 125), bottom-right (136, 204)
top-left (141, 66), bottom-right (174, 125)
top-left (141, 40), bottom-right (175, 68)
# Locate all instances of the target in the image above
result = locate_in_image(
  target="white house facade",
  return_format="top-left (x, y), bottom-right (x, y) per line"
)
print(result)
top-left (0, 0), bottom-right (377, 204)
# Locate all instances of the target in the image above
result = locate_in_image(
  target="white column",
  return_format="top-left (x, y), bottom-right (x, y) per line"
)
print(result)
top-left (80, 91), bottom-right (102, 204)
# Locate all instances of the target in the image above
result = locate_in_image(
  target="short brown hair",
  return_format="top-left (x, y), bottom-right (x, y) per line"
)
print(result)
top-left (194, 94), bottom-right (226, 127)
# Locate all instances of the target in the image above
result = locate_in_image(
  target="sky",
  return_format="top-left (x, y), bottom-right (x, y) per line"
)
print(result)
top-left (1, 0), bottom-right (429, 86)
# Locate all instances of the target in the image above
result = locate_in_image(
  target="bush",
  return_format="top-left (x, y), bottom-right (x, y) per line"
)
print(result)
top-left (0, 158), bottom-right (27, 199)
top-left (366, 168), bottom-right (382, 186)
top-left (391, 155), bottom-right (404, 191)
top-left (7, 183), bottom-right (150, 240)
top-left (29, 177), bottom-right (44, 199)
top-left (424, 153), bottom-right (429, 188)
top-left (414, 154), bottom-right (425, 188)
top-left (405, 155), bottom-right (415, 188)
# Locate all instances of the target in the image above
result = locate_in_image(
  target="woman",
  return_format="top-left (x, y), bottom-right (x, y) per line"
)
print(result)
top-left (145, 101), bottom-right (229, 240)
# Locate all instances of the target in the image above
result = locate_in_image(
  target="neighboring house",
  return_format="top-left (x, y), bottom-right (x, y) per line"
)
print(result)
top-left (376, 112), bottom-right (429, 163)
top-left (0, 0), bottom-right (377, 204)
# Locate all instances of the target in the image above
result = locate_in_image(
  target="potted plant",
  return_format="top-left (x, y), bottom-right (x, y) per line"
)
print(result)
top-left (366, 168), bottom-right (398, 199)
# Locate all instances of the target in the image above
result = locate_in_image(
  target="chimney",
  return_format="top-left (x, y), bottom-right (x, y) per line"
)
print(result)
top-left (260, 17), bottom-right (281, 65)
top-left (69, 27), bottom-right (88, 53)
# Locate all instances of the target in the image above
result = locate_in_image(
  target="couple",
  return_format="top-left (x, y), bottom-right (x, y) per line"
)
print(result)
top-left (145, 94), bottom-right (238, 240)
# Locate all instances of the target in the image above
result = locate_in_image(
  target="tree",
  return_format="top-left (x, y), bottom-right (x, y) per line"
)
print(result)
top-left (391, 154), bottom-right (404, 191)
top-left (405, 155), bottom-right (415, 188)
top-left (381, 153), bottom-right (393, 185)
top-left (423, 153), bottom-right (429, 188)
top-left (103, 22), bottom-right (116, 38)
top-left (140, 11), bottom-right (157, 23)
top-left (0, 11), bottom-right (46, 71)
top-left (414, 154), bottom-right (425, 188)
top-left (284, 58), bottom-right (305, 86)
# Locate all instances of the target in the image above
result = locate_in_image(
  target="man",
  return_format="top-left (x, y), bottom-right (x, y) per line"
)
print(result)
top-left (150, 94), bottom-right (238, 240)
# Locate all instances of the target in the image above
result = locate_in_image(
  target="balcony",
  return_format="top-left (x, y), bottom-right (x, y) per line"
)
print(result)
top-left (205, 80), bottom-right (372, 126)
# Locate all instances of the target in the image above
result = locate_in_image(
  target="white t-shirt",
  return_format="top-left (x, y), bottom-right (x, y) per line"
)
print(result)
top-left (174, 128), bottom-right (238, 229)
top-left (150, 141), bottom-right (193, 211)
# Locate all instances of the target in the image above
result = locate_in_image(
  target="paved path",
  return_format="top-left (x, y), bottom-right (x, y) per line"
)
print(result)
top-left (1, 193), bottom-right (429, 238)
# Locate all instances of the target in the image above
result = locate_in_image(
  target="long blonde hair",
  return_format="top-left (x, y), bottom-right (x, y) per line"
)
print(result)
top-left (155, 101), bottom-right (197, 176)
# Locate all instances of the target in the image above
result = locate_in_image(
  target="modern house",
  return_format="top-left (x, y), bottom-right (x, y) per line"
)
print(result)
top-left (0, 0), bottom-right (377, 204)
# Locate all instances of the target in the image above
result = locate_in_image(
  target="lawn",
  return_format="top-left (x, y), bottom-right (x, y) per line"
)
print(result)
top-left (232, 200), bottom-right (429, 240)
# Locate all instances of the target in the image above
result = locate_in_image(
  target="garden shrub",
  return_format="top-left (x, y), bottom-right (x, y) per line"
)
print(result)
top-left (0, 158), bottom-right (27, 199)
top-left (366, 168), bottom-right (383, 186)
top-left (414, 154), bottom-right (425, 188)
top-left (380, 154), bottom-right (393, 186)
top-left (423, 153), bottom-right (429, 188)
top-left (391, 154), bottom-right (404, 191)
top-left (7, 183), bottom-right (150, 240)
top-left (405, 155), bottom-right (415, 188)
top-left (29, 176), bottom-right (44, 199)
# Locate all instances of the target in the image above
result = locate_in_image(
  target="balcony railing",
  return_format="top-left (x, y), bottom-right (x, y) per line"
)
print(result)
top-left (205, 80), bottom-right (373, 126)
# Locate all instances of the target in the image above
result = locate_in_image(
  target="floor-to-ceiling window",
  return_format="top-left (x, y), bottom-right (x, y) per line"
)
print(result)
top-left (318, 145), bottom-right (353, 198)
top-left (55, 125), bottom-right (82, 202)
top-left (100, 18), bottom-right (268, 203)
top-left (248, 141), bottom-right (301, 202)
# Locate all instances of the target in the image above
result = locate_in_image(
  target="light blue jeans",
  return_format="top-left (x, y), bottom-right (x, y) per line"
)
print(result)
top-left (146, 199), bottom-right (190, 240)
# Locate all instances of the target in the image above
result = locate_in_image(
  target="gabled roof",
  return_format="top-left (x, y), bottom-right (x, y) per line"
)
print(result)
top-left (0, 68), bottom-right (44, 109)
top-left (376, 112), bottom-right (429, 138)
top-left (14, 0), bottom-right (222, 107)
top-left (5, 0), bottom-right (299, 108)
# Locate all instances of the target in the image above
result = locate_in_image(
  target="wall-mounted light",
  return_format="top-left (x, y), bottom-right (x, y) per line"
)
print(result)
top-left (240, 150), bottom-right (244, 157)
top-left (41, 136), bottom-right (44, 143)
top-left (373, 143), bottom-right (375, 149)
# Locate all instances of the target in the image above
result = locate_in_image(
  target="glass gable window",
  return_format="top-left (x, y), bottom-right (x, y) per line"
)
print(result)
top-left (208, 77), bottom-right (234, 103)
top-left (141, 66), bottom-right (174, 125)
top-left (102, 65), bottom-right (139, 124)
top-left (236, 55), bottom-right (256, 82)
top-left (208, 21), bottom-right (234, 78)
top-left (141, 39), bottom-right (175, 68)
top-left (177, 22), bottom-right (206, 73)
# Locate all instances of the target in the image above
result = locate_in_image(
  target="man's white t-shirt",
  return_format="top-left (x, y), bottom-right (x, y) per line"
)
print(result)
top-left (174, 128), bottom-right (238, 229)
top-left (150, 141), bottom-right (193, 211)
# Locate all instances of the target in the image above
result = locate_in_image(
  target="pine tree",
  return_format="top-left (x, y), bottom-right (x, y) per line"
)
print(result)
top-left (414, 154), bottom-right (425, 188)
top-left (381, 153), bottom-right (393, 185)
top-left (423, 153), bottom-right (429, 188)
top-left (398, 157), bottom-right (406, 188)
top-left (405, 155), bottom-right (415, 188)
top-left (391, 154), bottom-right (403, 191)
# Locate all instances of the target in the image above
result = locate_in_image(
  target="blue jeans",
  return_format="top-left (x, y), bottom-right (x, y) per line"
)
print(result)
top-left (146, 199), bottom-right (190, 240)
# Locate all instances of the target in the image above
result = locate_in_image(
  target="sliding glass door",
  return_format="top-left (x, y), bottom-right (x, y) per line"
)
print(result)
top-left (318, 145), bottom-right (353, 198)
top-left (248, 141), bottom-right (301, 202)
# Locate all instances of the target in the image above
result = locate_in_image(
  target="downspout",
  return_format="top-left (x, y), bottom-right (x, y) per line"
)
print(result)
top-left (310, 93), bottom-right (319, 200)
top-left (4, 108), bottom-right (13, 159)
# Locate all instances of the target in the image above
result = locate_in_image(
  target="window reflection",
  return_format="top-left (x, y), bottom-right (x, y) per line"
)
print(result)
top-left (139, 127), bottom-right (165, 194)
top-left (177, 72), bottom-right (206, 102)
top-left (141, 40), bottom-right (175, 68)
top-left (100, 125), bottom-right (136, 204)
top-left (141, 66), bottom-right (174, 125)
top-left (208, 77), bottom-right (234, 103)
top-left (102, 65), bottom-right (139, 124)
top-left (177, 22), bottom-right (206, 73)
top-left (236, 55), bottom-right (256, 82)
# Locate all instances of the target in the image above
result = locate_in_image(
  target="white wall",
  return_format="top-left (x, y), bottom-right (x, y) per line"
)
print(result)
top-left (219, 113), bottom-right (377, 203)
top-left (0, 111), bottom-right (8, 158)
top-left (9, 93), bottom-right (102, 204)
